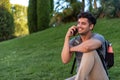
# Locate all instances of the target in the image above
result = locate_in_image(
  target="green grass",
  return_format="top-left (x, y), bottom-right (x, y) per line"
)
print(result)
top-left (0, 18), bottom-right (120, 80)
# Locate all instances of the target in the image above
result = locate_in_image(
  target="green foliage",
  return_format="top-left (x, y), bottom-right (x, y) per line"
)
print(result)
top-left (12, 4), bottom-right (29, 37)
top-left (27, 0), bottom-right (38, 33)
top-left (0, 7), bottom-right (14, 40)
top-left (37, 0), bottom-right (51, 31)
top-left (28, 0), bottom-right (51, 33)
top-left (54, 0), bottom-right (120, 18)
top-left (50, 2), bottom-right (82, 26)
top-left (63, 8), bottom-right (73, 17)
top-left (91, 7), bottom-right (103, 18)
top-left (62, 2), bottom-right (82, 22)
top-left (88, 0), bottom-right (93, 12)
top-left (50, 0), bottom-right (54, 12)
top-left (0, 18), bottom-right (120, 79)
top-left (0, 0), bottom-right (11, 12)
top-left (104, 0), bottom-right (116, 18)
top-left (0, 0), bottom-right (14, 40)
top-left (71, 2), bottom-right (82, 16)
top-left (49, 12), bottom-right (64, 26)
top-left (66, 0), bottom-right (78, 4)
top-left (113, 0), bottom-right (120, 17)
top-left (100, 0), bottom-right (120, 18)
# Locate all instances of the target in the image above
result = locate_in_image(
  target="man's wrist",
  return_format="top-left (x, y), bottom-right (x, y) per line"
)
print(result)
top-left (65, 35), bottom-right (70, 40)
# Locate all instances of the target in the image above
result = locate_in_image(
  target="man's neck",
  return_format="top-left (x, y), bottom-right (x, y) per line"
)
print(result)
top-left (80, 32), bottom-right (93, 42)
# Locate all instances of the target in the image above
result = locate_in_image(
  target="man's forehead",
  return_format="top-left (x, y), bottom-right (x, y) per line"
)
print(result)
top-left (78, 18), bottom-right (88, 22)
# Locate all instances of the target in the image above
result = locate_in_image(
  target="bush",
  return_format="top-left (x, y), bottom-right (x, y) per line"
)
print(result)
top-left (0, 7), bottom-right (14, 40)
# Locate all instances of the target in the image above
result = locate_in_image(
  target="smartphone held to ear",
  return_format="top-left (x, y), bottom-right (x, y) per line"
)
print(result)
top-left (73, 28), bottom-right (78, 36)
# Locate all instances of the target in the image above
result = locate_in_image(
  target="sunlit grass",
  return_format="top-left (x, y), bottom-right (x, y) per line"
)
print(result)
top-left (0, 18), bottom-right (120, 80)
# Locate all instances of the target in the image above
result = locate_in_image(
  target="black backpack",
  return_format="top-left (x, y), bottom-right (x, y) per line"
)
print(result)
top-left (70, 40), bottom-right (114, 74)
top-left (99, 40), bottom-right (114, 69)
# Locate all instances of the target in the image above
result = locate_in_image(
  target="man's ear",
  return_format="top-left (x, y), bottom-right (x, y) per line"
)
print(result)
top-left (90, 24), bottom-right (94, 30)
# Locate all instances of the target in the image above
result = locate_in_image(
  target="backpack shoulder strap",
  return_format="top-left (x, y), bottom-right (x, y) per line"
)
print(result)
top-left (97, 49), bottom-right (108, 75)
top-left (70, 57), bottom-right (76, 74)
top-left (97, 40), bottom-right (109, 75)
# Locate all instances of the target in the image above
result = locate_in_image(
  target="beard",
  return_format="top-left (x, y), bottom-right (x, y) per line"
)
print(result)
top-left (78, 29), bottom-right (90, 35)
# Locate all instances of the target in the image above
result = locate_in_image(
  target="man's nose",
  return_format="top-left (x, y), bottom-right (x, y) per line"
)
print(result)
top-left (77, 24), bottom-right (81, 27)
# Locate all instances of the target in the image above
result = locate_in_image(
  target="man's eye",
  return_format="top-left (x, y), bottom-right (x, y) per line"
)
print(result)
top-left (82, 22), bottom-right (86, 25)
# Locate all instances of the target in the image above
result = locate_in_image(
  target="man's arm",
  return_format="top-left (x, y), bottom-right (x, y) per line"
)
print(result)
top-left (70, 38), bottom-right (102, 53)
top-left (61, 26), bottom-right (77, 64)
top-left (61, 36), bottom-right (73, 64)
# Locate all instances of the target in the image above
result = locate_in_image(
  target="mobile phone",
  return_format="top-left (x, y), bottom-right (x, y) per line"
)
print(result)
top-left (73, 28), bottom-right (78, 36)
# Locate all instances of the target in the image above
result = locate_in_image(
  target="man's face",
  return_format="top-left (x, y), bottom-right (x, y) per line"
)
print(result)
top-left (77, 18), bottom-right (93, 35)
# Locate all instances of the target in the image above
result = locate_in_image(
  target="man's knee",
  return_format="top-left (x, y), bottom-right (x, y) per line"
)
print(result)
top-left (82, 50), bottom-right (97, 58)
top-left (65, 75), bottom-right (76, 80)
top-left (84, 50), bottom-right (97, 54)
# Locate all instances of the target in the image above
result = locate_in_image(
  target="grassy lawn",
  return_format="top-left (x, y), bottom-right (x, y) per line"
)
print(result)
top-left (0, 18), bottom-right (120, 80)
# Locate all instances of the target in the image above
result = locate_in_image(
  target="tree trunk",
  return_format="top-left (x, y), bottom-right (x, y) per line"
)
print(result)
top-left (82, 0), bottom-right (85, 11)
top-left (89, 0), bottom-right (92, 11)
top-left (94, 0), bottom-right (97, 9)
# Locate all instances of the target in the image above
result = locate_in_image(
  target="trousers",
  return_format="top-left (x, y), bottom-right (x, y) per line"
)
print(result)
top-left (65, 50), bottom-right (109, 80)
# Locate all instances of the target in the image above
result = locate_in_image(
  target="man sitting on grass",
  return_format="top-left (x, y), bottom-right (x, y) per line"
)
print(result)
top-left (61, 12), bottom-right (109, 80)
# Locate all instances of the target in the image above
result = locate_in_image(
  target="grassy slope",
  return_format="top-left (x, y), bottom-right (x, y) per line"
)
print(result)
top-left (0, 18), bottom-right (120, 80)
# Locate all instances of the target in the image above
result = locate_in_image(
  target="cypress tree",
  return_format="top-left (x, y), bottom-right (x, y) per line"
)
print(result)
top-left (27, 0), bottom-right (38, 33)
top-left (37, 0), bottom-right (51, 31)
top-left (50, 0), bottom-right (54, 12)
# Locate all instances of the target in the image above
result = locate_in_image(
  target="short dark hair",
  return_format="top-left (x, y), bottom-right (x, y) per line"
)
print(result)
top-left (77, 12), bottom-right (96, 25)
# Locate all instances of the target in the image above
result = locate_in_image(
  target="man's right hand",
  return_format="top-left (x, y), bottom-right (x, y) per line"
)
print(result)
top-left (61, 25), bottom-right (77, 64)
top-left (66, 25), bottom-right (77, 38)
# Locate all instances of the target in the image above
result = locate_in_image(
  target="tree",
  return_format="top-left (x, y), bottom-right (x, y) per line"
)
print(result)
top-left (27, 0), bottom-right (38, 33)
top-left (0, 0), bottom-right (11, 11)
top-left (28, 0), bottom-right (51, 33)
top-left (12, 4), bottom-right (28, 36)
top-left (94, 0), bottom-right (97, 9)
top-left (66, 0), bottom-right (78, 4)
top-left (82, 0), bottom-right (85, 11)
top-left (0, 0), bottom-right (14, 40)
top-left (97, 0), bottom-right (120, 18)
top-left (50, 0), bottom-right (54, 12)
top-left (88, 0), bottom-right (93, 11)
top-left (37, 0), bottom-right (51, 31)
top-left (114, 0), bottom-right (120, 17)
top-left (0, 7), bottom-right (14, 40)
top-left (103, 0), bottom-right (116, 18)
top-left (49, 2), bottom-right (82, 26)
